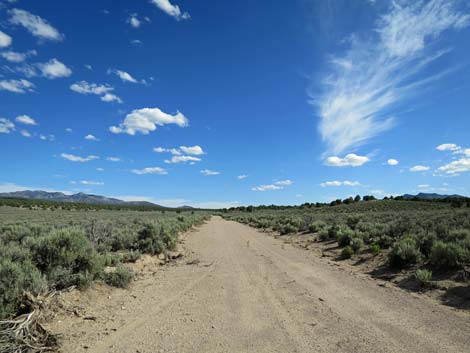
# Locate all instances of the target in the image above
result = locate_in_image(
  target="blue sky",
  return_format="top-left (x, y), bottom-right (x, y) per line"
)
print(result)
top-left (1, 0), bottom-right (470, 208)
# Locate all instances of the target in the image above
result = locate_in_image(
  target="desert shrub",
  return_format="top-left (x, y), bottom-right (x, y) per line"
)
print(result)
top-left (376, 235), bottom-right (394, 249)
top-left (308, 220), bottom-right (326, 233)
top-left (0, 257), bottom-right (46, 319)
top-left (346, 216), bottom-right (361, 230)
top-left (104, 266), bottom-right (134, 288)
top-left (429, 241), bottom-right (467, 268)
top-left (122, 250), bottom-right (141, 263)
top-left (28, 228), bottom-right (103, 289)
top-left (337, 229), bottom-right (354, 247)
top-left (341, 246), bottom-right (354, 259)
top-left (328, 225), bottom-right (339, 239)
top-left (417, 233), bottom-right (437, 258)
top-left (415, 269), bottom-right (432, 289)
top-left (370, 244), bottom-right (381, 256)
top-left (279, 224), bottom-right (297, 235)
top-left (137, 223), bottom-right (165, 254)
top-left (351, 237), bottom-right (364, 252)
top-left (389, 237), bottom-right (421, 268)
top-left (318, 229), bottom-right (329, 241)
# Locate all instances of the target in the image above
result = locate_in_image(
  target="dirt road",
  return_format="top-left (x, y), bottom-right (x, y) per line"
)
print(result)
top-left (55, 217), bottom-right (470, 353)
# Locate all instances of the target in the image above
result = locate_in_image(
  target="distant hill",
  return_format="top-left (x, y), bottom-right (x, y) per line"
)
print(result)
top-left (0, 190), bottom-right (162, 207)
top-left (402, 192), bottom-right (465, 200)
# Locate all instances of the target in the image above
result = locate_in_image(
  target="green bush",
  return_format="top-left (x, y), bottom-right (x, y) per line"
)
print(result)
top-left (122, 250), bottom-right (142, 263)
top-left (279, 224), bottom-right (297, 235)
top-left (370, 244), bottom-right (381, 256)
top-left (341, 246), bottom-right (354, 259)
top-left (0, 257), bottom-right (46, 319)
top-left (337, 230), bottom-right (353, 247)
top-left (28, 228), bottom-right (103, 289)
top-left (415, 269), bottom-right (432, 289)
top-left (389, 237), bottom-right (421, 268)
top-left (104, 266), bottom-right (134, 288)
top-left (351, 237), bottom-right (364, 252)
top-left (308, 221), bottom-right (326, 233)
top-left (429, 241), bottom-right (467, 268)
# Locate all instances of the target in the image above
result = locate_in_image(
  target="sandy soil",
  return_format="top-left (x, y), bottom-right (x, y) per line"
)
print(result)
top-left (50, 217), bottom-right (470, 353)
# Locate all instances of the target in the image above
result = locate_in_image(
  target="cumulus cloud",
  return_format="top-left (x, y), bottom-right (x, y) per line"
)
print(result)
top-left (200, 169), bottom-right (220, 176)
top-left (70, 81), bottom-right (113, 95)
top-left (128, 14), bottom-right (141, 28)
top-left (436, 143), bottom-right (470, 156)
top-left (165, 155), bottom-right (201, 164)
top-left (150, 0), bottom-right (190, 21)
top-left (37, 58), bottom-right (72, 79)
top-left (70, 81), bottom-right (121, 103)
top-left (313, 0), bottom-right (470, 154)
top-left (252, 179), bottom-right (293, 191)
top-left (437, 158), bottom-right (470, 175)
top-left (0, 118), bottom-right (15, 133)
top-left (410, 165), bottom-right (430, 172)
top-left (179, 145), bottom-right (205, 155)
top-left (106, 157), bottom-right (121, 162)
top-left (85, 134), bottom-right (99, 141)
top-left (387, 158), bottom-right (399, 166)
top-left (61, 153), bottom-right (99, 162)
top-left (0, 79), bottom-right (34, 93)
top-left (19, 129), bottom-right (32, 138)
top-left (0, 31), bottom-right (12, 48)
top-left (237, 175), bottom-right (248, 180)
top-left (110, 107), bottom-right (188, 135)
top-left (9, 8), bottom-right (63, 41)
top-left (131, 167), bottom-right (168, 175)
top-left (0, 50), bottom-right (37, 63)
top-left (100, 93), bottom-right (123, 104)
top-left (325, 153), bottom-right (370, 167)
top-left (15, 115), bottom-right (37, 125)
top-left (39, 134), bottom-right (55, 141)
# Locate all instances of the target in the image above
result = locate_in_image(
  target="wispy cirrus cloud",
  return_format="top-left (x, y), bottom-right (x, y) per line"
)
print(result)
top-left (252, 180), bottom-right (293, 192)
top-left (313, 0), bottom-right (470, 155)
top-left (131, 167), bottom-right (168, 175)
top-left (61, 153), bottom-right (99, 163)
top-left (320, 180), bottom-right (361, 187)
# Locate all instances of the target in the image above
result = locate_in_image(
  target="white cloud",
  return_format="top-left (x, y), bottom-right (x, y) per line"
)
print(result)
top-left (387, 158), bottom-right (399, 166)
top-left (65, 128), bottom-right (72, 133)
top-left (150, 0), bottom-right (190, 21)
top-left (20, 129), bottom-right (32, 138)
top-left (61, 153), bottom-right (99, 163)
top-left (252, 184), bottom-right (282, 192)
top-left (313, 0), bottom-right (470, 154)
top-left (85, 134), bottom-right (99, 141)
top-left (37, 58), bottom-right (72, 79)
top-left (320, 180), bottom-right (361, 187)
top-left (0, 31), bottom-right (12, 48)
top-left (109, 69), bottom-right (139, 83)
top-left (436, 143), bottom-right (470, 156)
top-left (165, 155), bottom-right (201, 164)
top-left (436, 143), bottom-right (459, 151)
top-left (106, 157), bottom-right (121, 162)
top-left (76, 180), bottom-right (104, 186)
top-left (437, 158), bottom-right (470, 175)
top-left (410, 165), bottom-right (430, 172)
top-left (0, 182), bottom-right (72, 195)
top-left (96, 168), bottom-right (104, 172)
top-left (70, 81), bottom-right (121, 103)
top-left (325, 153), bottom-right (370, 167)
top-left (252, 179), bottom-right (293, 191)
top-left (153, 147), bottom-right (167, 153)
top-left (200, 169), bottom-right (220, 176)
top-left (179, 145), bottom-right (205, 155)
top-left (110, 107), bottom-right (188, 135)
top-left (275, 179), bottom-right (293, 186)
top-left (101, 93), bottom-right (123, 104)
top-left (0, 50), bottom-right (37, 63)
top-left (128, 14), bottom-right (141, 28)
top-left (39, 134), bottom-right (54, 141)
top-left (0, 79), bottom-right (34, 93)
top-left (418, 184), bottom-right (430, 188)
top-left (15, 115), bottom-right (37, 125)
top-left (70, 81), bottom-right (113, 95)
top-left (131, 167), bottom-right (168, 175)
top-left (9, 8), bottom-right (63, 41)
top-left (237, 175), bottom-right (248, 180)
top-left (0, 118), bottom-right (15, 133)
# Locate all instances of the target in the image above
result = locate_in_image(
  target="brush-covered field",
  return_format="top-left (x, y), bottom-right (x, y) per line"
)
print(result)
top-left (0, 205), bottom-right (208, 319)
top-left (222, 200), bottom-right (470, 289)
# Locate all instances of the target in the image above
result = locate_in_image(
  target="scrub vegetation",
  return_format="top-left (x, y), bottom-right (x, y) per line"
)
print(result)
top-left (0, 205), bottom-right (208, 320)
